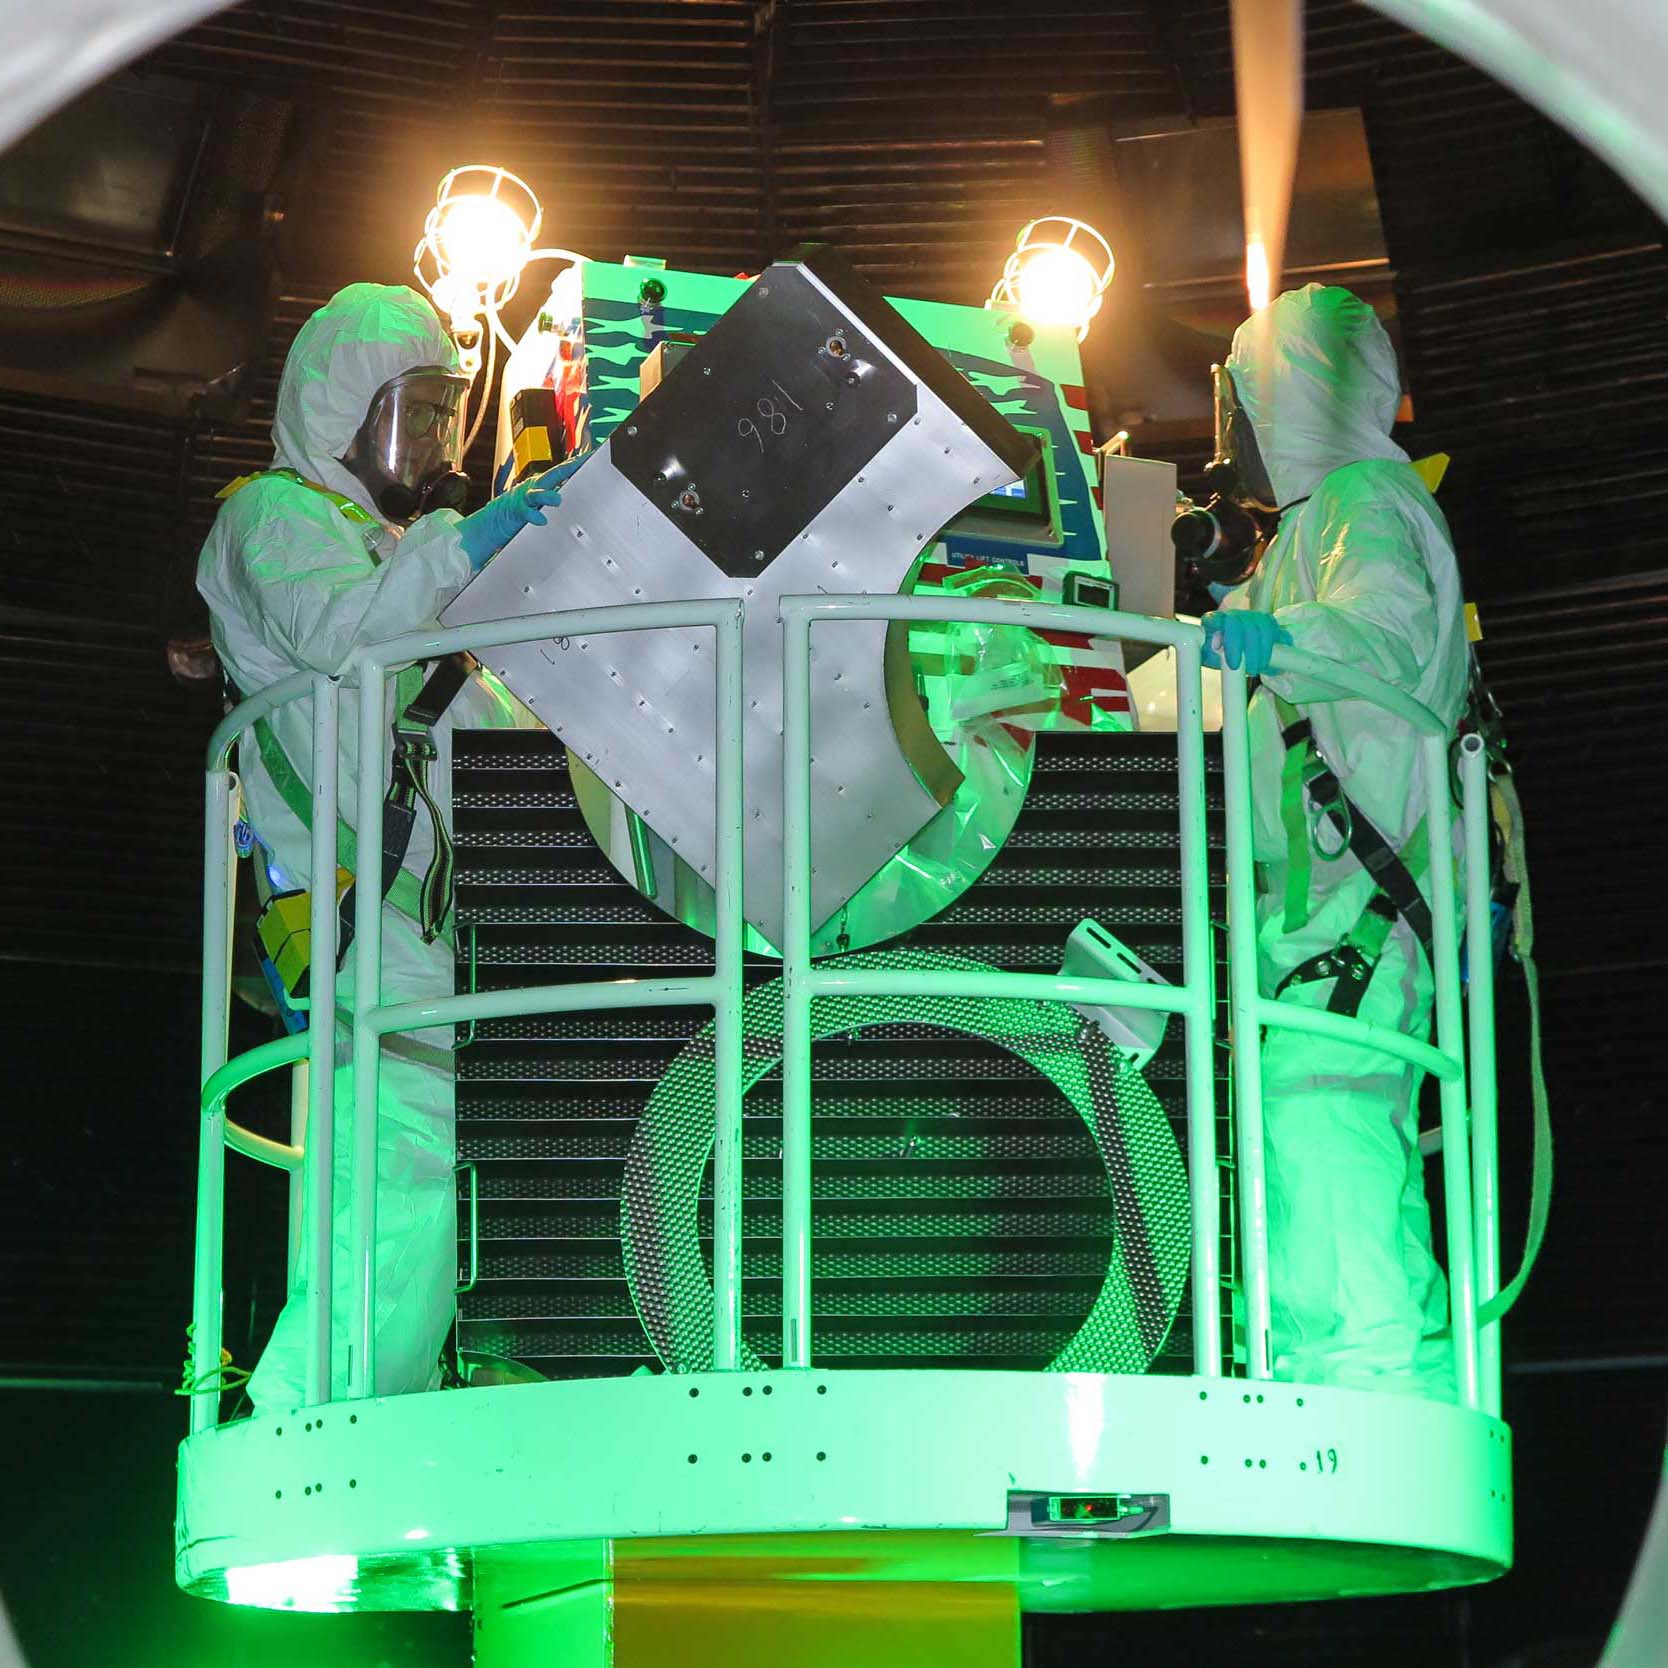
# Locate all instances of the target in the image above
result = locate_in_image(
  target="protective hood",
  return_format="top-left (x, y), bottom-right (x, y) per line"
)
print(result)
top-left (272, 282), bottom-right (461, 519)
top-left (1224, 284), bottom-right (1408, 509)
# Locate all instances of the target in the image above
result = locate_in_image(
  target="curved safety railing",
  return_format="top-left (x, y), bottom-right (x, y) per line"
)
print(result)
top-left (191, 594), bottom-right (1502, 1437)
top-left (192, 600), bottom-right (745, 1432)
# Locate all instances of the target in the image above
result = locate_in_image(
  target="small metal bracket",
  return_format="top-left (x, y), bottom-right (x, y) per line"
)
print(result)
top-left (985, 1491), bottom-right (1172, 1538)
top-left (456, 922), bottom-right (479, 1051)
top-left (456, 1161), bottom-right (480, 1295)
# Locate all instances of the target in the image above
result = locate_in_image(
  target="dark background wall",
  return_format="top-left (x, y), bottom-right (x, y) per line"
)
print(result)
top-left (0, 2), bottom-right (1663, 1664)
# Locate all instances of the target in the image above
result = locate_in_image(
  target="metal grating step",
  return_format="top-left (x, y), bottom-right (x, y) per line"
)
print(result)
top-left (456, 1126), bottom-right (1167, 1163)
top-left (476, 1244), bottom-right (1130, 1281)
top-left (473, 1165), bottom-right (1114, 1203)
top-left (463, 1040), bottom-right (1180, 1085)
top-left (477, 1206), bottom-right (1118, 1241)
top-left (464, 1281), bottom-right (1106, 1325)
top-left (462, 933), bottom-right (1193, 974)
top-left (467, 1321), bottom-right (1135, 1364)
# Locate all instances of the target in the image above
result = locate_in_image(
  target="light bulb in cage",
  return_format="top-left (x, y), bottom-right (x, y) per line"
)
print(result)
top-left (438, 194), bottom-right (527, 289)
top-left (414, 164), bottom-right (543, 326)
top-left (987, 216), bottom-right (1115, 343)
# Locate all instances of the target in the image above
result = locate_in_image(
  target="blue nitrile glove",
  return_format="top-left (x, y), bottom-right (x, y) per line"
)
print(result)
top-left (458, 456), bottom-right (586, 572)
top-left (1200, 609), bottom-right (1292, 677)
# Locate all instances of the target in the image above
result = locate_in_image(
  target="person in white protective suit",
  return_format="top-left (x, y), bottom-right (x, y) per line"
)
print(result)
top-left (199, 283), bottom-right (567, 1408)
top-left (1197, 284), bottom-right (1467, 1399)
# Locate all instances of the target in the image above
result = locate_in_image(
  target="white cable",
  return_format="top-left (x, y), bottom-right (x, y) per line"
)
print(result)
top-left (1475, 770), bottom-right (1552, 1325)
top-left (462, 323), bottom-right (497, 460)
top-left (484, 249), bottom-right (585, 351)
top-left (484, 293), bottom-right (519, 355)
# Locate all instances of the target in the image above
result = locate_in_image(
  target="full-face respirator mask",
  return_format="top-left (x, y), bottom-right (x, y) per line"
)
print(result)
top-left (342, 365), bottom-right (471, 524)
top-left (1171, 364), bottom-right (1277, 588)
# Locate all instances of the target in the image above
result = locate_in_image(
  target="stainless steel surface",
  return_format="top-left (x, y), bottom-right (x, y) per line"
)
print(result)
top-left (445, 305), bottom-right (1024, 950)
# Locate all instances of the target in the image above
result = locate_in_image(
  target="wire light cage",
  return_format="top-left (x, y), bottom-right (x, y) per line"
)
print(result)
top-left (987, 216), bottom-right (1117, 342)
top-left (413, 164), bottom-right (544, 325)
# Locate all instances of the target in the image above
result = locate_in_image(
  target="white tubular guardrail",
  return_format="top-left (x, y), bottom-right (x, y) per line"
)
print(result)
top-left (192, 596), bottom-right (1497, 1434)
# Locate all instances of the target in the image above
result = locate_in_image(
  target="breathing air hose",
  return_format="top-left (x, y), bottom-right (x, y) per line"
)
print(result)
top-left (1477, 768), bottom-right (1551, 1326)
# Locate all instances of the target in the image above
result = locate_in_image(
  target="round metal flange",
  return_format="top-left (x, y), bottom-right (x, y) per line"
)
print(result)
top-left (620, 950), bottom-right (1190, 1375)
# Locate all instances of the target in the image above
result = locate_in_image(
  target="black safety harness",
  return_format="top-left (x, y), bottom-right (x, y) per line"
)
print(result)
top-left (219, 468), bottom-right (471, 956)
top-left (337, 653), bottom-right (472, 954)
top-left (1269, 693), bottom-right (1434, 1017)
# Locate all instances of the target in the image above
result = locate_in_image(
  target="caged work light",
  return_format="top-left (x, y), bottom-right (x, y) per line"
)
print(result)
top-left (988, 216), bottom-right (1116, 343)
top-left (415, 166), bottom-right (542, 371)
top-left (413, 163), bottom-right (586, 445)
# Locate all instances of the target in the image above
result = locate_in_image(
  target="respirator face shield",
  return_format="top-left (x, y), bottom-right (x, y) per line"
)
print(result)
top-left (1169, 364), bottom-right (1276, 589)
top-left (344, 365), bottom-right (471, 523)
top-left (1209, 363), bottom-right (1275, 511)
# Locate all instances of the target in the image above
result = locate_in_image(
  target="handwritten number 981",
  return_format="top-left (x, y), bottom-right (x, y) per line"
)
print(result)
top-left (738, 396), bottom-right (789, 451)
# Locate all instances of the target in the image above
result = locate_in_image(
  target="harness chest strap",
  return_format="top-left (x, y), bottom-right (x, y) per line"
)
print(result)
top-left (217, 466), bottom-right (377, 524)
top-left (222, 468), bottom-right (466, 941)
top-left (1277, 712), bottom-right (1330, 934)
top-left (1271, 693), bottom-right (1435, 1017)
top-left (249, 677), bottom-right (431, 931)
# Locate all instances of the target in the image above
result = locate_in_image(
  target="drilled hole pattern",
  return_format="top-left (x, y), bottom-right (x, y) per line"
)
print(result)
top-left (453, 730), bottom-right (1233, 1379)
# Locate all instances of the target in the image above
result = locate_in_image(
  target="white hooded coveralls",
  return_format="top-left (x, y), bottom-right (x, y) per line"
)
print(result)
top-left (1225, 285), bottom-right (1467, 1398)
top-left (199, 283), bottom-right (524, 1407)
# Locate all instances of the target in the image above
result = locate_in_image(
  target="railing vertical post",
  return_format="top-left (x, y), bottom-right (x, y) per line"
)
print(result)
top-left (287, 1061), bottom-right (309, 1294)
top-left (1460, 735), bottom-right (1502, 1415)
top-left (1424, 731), bottom-right (1481, 1410)
top-left (1174, 639), bottom-right (1223, 1377)
top-left (779, 603), bottom-right (814, 1369)
top-left (1218, 666), bottom-right (1273, 1379)
top-left (303, 674), bottom-right (341, 1407)
top-left (349, 658), bottom-right (387, 1399)
top-left (710, 603), bottom-right (746, 1371)
top-left (191, 767), bottom-right (237, 1435)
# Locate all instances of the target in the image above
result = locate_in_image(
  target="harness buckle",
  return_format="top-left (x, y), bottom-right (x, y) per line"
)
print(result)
top-left (1307, 794), bottom-right (1352, 860)
top-left (392, 727), bottom-right (438, 766)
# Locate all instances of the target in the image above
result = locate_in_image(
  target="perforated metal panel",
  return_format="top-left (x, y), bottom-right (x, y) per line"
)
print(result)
top-left (619, 948), bottom-right (1190, 1375)
top-left (452, 727), bottom-right (1231, 1380)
